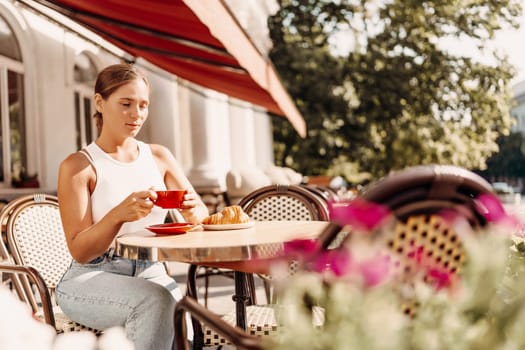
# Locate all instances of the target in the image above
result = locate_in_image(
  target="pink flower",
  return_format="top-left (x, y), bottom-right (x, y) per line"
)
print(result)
top-left (283, 239), bottom-right (319, 260)
top-left (407, 246), bottom-right (425, 265)
top-left (357, 255), bottom-right (391, 287)
top-left (309, 248), bottom-right (352, 277)
top-left (427, 267), bottom-right (453, 290)
top-left (475, 193), bottom-right (508, 223)
top-left (307, 248), bottom-right (390, 285)
top-left (474, 193), bottom-right (521, 229)
top-left (328, 198), bottom-right (391, 232)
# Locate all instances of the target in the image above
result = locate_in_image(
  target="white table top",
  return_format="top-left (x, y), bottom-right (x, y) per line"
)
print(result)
top-left (117, 220), bottom-right (329, 267)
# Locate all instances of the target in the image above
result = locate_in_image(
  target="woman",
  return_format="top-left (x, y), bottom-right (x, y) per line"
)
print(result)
top-left (56, 63), bottom-right (208, 350)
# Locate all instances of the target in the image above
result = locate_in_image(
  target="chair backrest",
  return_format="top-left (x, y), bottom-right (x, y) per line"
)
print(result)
top-left (0, 198), bottom-right (35, 308)
top-left (5, 194), bottom-right (71, 290)
top-left (361, 164), bottom-right (494, 227)
top-left (300, 184), bottom-right (340, 204)
top-left (238, 184), bottom-right (330, 221)
top-left (355, 165), bottom-right (495, 316)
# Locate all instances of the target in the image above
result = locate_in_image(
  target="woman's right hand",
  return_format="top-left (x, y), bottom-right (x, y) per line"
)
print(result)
top-left (112, 189), bottom-right (157, 223)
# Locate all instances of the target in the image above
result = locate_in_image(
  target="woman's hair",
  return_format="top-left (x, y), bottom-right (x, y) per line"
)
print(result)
top-left (93, 63), bottom-right (149, 132)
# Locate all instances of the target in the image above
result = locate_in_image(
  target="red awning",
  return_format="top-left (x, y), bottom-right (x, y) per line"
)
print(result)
top-left (28, 0), bottom-right (306, 137)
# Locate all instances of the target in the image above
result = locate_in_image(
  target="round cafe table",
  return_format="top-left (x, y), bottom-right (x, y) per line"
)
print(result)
top-left (116, 220), bottom-right (329, 329)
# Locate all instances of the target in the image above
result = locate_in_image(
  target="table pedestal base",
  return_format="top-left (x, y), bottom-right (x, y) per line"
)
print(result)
top-left (232, 271), bottom-right (250, 329)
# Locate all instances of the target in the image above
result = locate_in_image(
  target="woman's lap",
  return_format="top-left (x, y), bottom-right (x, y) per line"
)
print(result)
top-left (56, 256), bottom-right (179, 350)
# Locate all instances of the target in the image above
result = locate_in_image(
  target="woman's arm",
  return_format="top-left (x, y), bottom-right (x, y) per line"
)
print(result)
top-left (150, 144), bottom-right (209, 223)
top-left (57, 152), bottom-right (156, 263)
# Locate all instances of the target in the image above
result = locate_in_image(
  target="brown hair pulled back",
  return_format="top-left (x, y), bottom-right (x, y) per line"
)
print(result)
top-left (93, 63), bottom-right (149, 133)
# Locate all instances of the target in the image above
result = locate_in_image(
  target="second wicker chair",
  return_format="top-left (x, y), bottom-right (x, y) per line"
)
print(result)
top-left (186, 184), bottom-right (330, 348)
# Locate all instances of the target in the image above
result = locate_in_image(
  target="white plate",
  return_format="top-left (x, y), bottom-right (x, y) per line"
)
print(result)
top-left (202, 221), bottom-right (255, 231)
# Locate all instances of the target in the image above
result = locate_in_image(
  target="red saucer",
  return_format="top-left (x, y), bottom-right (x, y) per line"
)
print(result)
top-left (146, 223), bottom-right (194, 235)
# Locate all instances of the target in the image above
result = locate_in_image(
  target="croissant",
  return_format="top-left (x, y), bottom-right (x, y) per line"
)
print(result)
top-left (202, 205), bottom-right (250, 225)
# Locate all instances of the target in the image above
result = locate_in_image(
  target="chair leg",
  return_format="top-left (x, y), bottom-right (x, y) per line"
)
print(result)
top-left (246, 274), bottom-right (257, 305)
top-left (186, 264), bottom-right (199, 299)
top-left (203, 269), bottom-right (210, 308)
top-left (185, 264), bottom-right (204, 349)
top-left (263, 279), bottom-right (272, 304)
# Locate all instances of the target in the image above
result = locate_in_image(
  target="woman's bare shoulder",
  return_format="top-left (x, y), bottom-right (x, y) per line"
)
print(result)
top-left (149, 143), bottom-right (174, 160)
top-left (60, 151), bottom-right (93, 175)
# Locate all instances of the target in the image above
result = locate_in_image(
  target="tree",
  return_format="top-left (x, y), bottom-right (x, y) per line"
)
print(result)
top-left (481, 132), bottom-right (525, 179)
top-left (268, 0), bottom-right (522, 181)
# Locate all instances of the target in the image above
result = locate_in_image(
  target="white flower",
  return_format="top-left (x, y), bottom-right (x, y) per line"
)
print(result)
top-left (0, 287), bottom-right (55, 350)
top-left (52, 331), bottom-right (97, 350)
top-left (98, 327), bottom-right (134, 350)
top-left (0, 286), bottom-right (134, 350)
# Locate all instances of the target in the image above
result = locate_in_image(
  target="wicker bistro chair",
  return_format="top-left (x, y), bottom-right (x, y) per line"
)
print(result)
top-left (186, 184), bottom-right (330, 348)
top-left (0, 194), bottom-right (61, 310)
top-left (0, 193), bottom-right (100, 334)
top-left (356, 164), bottom-right (495, 316)
top-left (238, 184), bottom-right (330, 298)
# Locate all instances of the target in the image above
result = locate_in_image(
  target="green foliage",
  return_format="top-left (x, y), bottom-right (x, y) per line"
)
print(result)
top-left (269, 0), bottom-right (522, 180)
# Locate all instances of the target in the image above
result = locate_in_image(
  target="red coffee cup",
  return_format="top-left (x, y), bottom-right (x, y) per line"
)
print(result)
top-left (154, 190), bottom-right (187, 209)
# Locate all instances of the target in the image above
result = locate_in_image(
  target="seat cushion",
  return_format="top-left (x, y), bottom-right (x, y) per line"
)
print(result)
top-left (36, 307), bottom-right (102, 335)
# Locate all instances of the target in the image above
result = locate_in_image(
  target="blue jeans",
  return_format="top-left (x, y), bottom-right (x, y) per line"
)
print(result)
top-left (56, 251), bottom-right (190, 350)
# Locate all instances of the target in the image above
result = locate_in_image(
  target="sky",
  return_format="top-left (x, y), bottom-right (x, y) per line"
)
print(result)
top-left (430, 12), bottom-right (525, 86)
top-left (494, 13), bottom-right (525, 85)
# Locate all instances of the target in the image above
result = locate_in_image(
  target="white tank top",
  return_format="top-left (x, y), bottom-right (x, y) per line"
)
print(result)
top-left (84, 140), bottom-right (167, 237)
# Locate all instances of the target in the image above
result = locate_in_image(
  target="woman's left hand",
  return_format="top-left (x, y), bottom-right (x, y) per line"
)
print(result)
top-left (178, 190), bottom-right (203, 223)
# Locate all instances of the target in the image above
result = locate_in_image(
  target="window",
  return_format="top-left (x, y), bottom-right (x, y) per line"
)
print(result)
top-left (73, 52), bottom-right (97, 150)
top-left (0, 15), bottom-right (26, 187)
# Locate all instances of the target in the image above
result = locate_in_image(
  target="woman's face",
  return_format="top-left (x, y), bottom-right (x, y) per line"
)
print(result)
top-left (95, 78), bottom-right (150, 138)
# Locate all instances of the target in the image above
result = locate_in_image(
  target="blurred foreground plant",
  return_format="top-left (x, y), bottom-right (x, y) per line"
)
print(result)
top-left (0, 286), bottom-right (134, 350)
top-left (264, 194), bottom-right (525, 350)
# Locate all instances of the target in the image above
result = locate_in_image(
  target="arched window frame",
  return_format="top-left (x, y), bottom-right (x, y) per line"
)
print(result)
top-left (0, 8), bottom-right (34, 189)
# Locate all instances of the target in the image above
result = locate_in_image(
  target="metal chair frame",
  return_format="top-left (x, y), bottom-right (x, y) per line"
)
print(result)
top-left (0, 263), bottom-right (56, 326)
top-left (361, 164), bottom-right (493, 226)
top-left (300, 183), bottom-right (339, 203)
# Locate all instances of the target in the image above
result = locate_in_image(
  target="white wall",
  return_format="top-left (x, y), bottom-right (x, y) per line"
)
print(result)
top-left (25, 9), bottom-right (117, 190)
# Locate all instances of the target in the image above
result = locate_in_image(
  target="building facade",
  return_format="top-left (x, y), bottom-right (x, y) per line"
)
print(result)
top-left (512, 80), bottom-right (525, 133)
top-left (0, 0), bottom-right (280, 201)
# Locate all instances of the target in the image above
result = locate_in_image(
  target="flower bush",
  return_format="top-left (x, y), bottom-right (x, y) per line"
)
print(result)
top-left (264, 194), bottom-right (525, 350)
